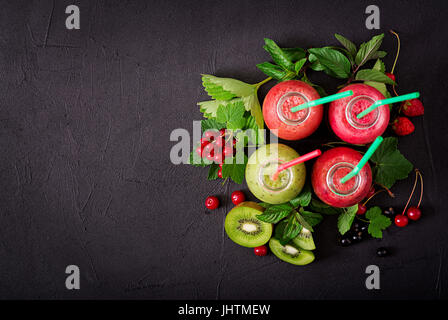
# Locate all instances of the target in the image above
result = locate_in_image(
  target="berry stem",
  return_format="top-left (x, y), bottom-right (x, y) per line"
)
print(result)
top-left (390, 30), bottom-right (401, 97)
top-left (374, 182), bottom-right (395, 198)
top-left (401, 169), bottom-right (421, 215)
top-left (356, 217), bottom-right (370, 223)
top-left (417, 169), bottom-right (424, 208)
top-left (362, 189), bottom-right (387, 206)
top-left (389, 30), bottom-right (400, 74)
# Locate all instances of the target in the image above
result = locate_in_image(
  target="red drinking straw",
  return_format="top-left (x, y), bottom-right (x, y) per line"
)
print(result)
top-left (271, 149), bottom-right (322, 181)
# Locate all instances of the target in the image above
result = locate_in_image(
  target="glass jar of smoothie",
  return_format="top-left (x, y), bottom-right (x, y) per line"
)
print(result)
top-left (246, 144), bottom-right (306, 204)
top-left (263, 80), bottom-right (323, 141)
top-left (311, 147), bottom-right (372, 208)
top-left (328, 84), bottom-right (389, 144)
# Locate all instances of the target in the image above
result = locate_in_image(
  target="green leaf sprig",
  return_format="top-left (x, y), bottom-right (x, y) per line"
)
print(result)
top-left (256, 186), bottom-right (323, 245)
top-left (256, 38), bottom-right (327, 96)
top-left (190, 74), bottom-right (273, 184)
top-left (309, 33), bottom-right (394, 94)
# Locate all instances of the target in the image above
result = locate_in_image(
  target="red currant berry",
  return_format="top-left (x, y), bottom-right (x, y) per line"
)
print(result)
top-left (217, 169), bottom-right (223, 178)
top-left (206, 150), bottom-right (215, 162)
top-left (214, 138), bottom-right (224, 148)
top-left (394, 215), bottom-right (409, 227)
top-left (204, 130), bottom-right (218, 141)
top-left (205, 196), bottom-right (219, 210)
top-left (357, 204), bottom-right (367, 215)
top-left (231, 190), bottom-right (245, 205)
top-left (385, 72), bottom-right (396, 82)
top-left (200, 138), bottom-right (210, 148)
top-left (219, 128), bottom-right (226, 136)
top-left (223, 146), bottom-right (233, 158)
top-left (213, 152), bottom-right (223, 164)
top-left (218, 163), bottom-right (223, 169)
top-left (254, 246), bottom-right (268, 256)
top-left (406, 207), bottom-right (421, 221)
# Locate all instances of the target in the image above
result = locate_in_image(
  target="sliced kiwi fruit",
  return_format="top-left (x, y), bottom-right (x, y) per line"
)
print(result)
top-left (224, 202), bottom-right (273, 248)
top-left (292, 227), bottom-right (316, 250)
top-left (269, 238), bottom-right (315, 266)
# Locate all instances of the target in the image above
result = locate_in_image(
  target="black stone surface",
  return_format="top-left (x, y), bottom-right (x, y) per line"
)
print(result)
top-left (0, 0), bottom-right (447, 299)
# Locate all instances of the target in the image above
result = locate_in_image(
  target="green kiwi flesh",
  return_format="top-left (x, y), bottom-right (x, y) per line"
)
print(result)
top-left (269, 238), bottom-right (315, 266)
top-left (224, 202), bottom-right (273, 247)
top-left (292, 227), bottom-right (316, 250)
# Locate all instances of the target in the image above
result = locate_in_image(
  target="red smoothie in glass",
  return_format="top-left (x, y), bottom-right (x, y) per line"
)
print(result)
top-left (311, 147), bottom-right (372, 208)
top-left (263, 80), bottom-right (323, 141)
top-left (328, 84), bottom-right (389, 144)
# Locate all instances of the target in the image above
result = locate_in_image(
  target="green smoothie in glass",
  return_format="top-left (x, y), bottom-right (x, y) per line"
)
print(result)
top-left (246, 144), bottom-right (306, 204)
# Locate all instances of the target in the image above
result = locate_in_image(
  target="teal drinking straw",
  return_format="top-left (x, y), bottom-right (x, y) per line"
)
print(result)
top-left (290, 90), bottom-right (354, 112)
top-left (356, 92), bottom-right (420, 119)
top-left (340, 136), bottom-right (383, 184)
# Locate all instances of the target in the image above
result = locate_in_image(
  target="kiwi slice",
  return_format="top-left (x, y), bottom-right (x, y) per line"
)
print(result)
top-left (292, 227), bottom-right (316, 250)
top-left (224, 202), bottom-right (273, 248)
top-left (269, 238), bottom-right (315, 266)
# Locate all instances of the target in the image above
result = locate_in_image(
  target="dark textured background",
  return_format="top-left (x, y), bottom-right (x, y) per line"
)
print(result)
top-left (0, 0), bottom-right (447, 300)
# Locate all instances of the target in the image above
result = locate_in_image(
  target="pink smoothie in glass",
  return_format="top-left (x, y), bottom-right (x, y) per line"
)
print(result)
top-left (328, 84), bottom-right (389, 144)
top-left (263, 80), bottom-right (323, 141)
top-left (311, 147), bottom-right (372, 208)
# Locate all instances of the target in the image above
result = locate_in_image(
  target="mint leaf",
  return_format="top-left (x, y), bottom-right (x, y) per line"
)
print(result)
top-left (282, 47), bottom-right (306, 62)
top-left (294, 58), bottom-right (307, 74)
top-left (207, 163), bottom-right (220, 180)
top-left (363, 59), bottom-right (391, 97)
top-left (308, 53), bottom-right (327, 72)
top-left (216, 101), bottom-right (247, 130)
top-left (366, 206), bottom-right (391, 238)
top-left (263, 38), bottom-right (295, 72)
top-left (290, 185), bottom-right (312, 208)
top-left (355, 33), bottom-right (384, 67)
top-left (337, 204), bottom-right (358, 235)
top-left (295, 209), bottom-right (313, 232)
top-left (256, 203), bottom-right (293, 223)
top-left (371, 51), bottom-right (387, 60)
top-left (372, 59), bottom-right (385, 73)
top-left (308, 47), bottom-right (351, 79)
top-left (309, 199), bottom-right (342, 215)
top-left (355, 69), bottom-right (396, 85)
top-left (334, 34), bottom-right (357, 58)
top-left (370, 137), bottom-right (413, 188)
top-left (280, 214), bottom-right (303, 245)
top-left (221, 155), bottom-right (248, 184)
top-left (201, 119), bottom-right (226, 131)
top-left (364, 81), bottom-right (389, 98)
top-left (256, 62), bottom-right (290, 81)
top-left (299, 210), bottom-right (323, 227)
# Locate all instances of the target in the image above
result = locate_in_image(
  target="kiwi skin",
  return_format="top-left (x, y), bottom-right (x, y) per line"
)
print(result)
top-left (269, 238), bottom-right (315, 266)
top-left (224, 201), bottom-right (273, 248)
top-left (292, 228), bottom-right (316, 250)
